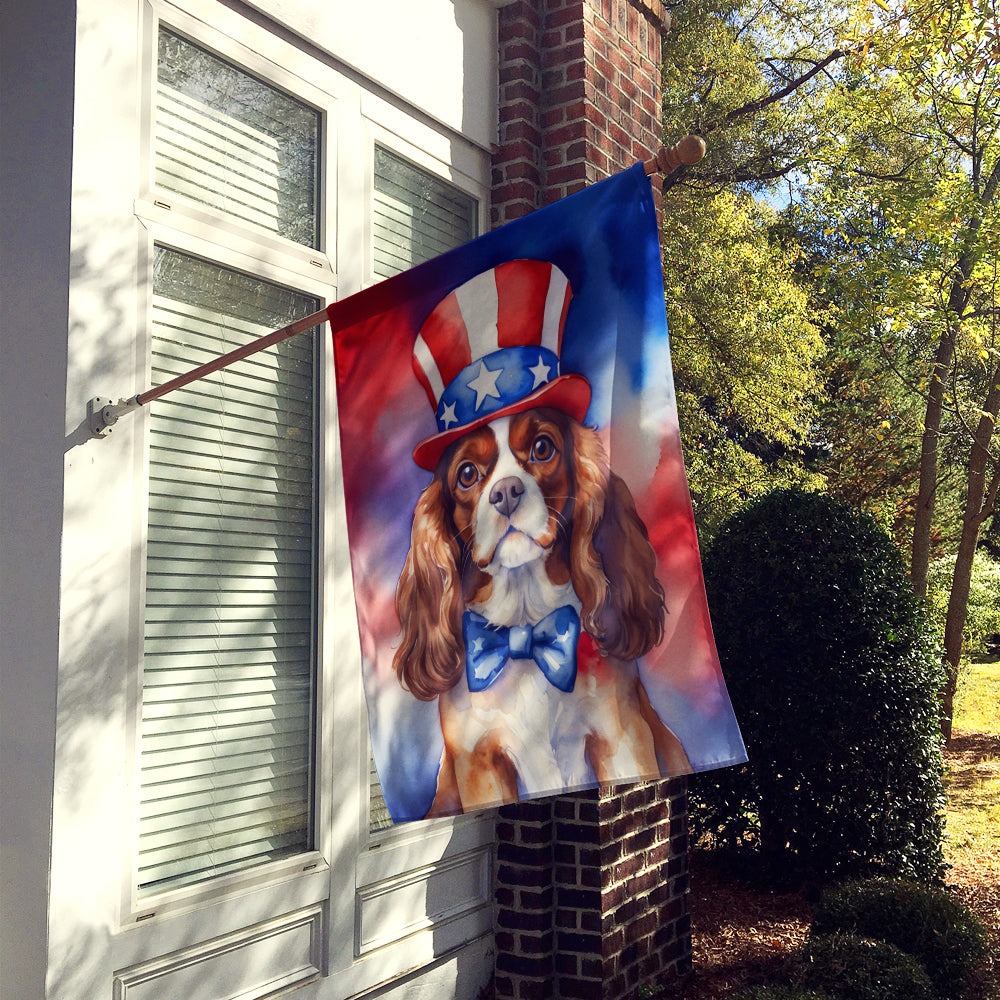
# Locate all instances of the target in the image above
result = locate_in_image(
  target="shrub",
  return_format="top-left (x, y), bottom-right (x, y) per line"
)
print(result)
top-left (692, 489), bottom-right (946, 882)
top-left (927, 550), bottom-right (1000, 659)
top-left (811, 878), bottom-right (988, 998)
top-left (792, 933), bottom-right (934, 1000)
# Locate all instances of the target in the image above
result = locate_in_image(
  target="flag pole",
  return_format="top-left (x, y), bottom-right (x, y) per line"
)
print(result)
top-left (88, 136), bottom-right (705, 438)
top-left (87, 306), bottom-right (331, 437)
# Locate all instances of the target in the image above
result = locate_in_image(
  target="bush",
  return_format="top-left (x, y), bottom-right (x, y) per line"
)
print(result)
top-left (927, 550), bottom-right (1000, 659)
top-left (792, 933), bottom-right (934, 1000)
top-left (811, 878), bottom-right (988, 998)
top-left (692, 489), bottom-right (946, 882)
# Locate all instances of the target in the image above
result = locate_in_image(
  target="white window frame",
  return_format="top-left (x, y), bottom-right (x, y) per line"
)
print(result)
top-left (111, 0), bottom-right (496, 992)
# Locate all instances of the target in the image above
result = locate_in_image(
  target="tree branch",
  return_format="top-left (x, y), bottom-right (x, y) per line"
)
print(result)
top-left (702, 49), bottom-right (848, 133)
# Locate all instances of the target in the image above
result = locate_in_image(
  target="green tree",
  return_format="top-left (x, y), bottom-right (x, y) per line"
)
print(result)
top-left (660, 1), bottom-right (998, 739)
top-left (661, 0), bottom-right (853, 195)
top-left (662, 188), bottom-right (825, 536)
top-left (801, 0), bottom-right (1000, 736)
top-left (659, 0), bottom-right (846, 537)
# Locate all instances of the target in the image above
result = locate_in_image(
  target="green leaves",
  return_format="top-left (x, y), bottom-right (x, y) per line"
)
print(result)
top-left (692, 489), bottom-right (947, 883)
top-left (664, 189), bottom-right (826, 535)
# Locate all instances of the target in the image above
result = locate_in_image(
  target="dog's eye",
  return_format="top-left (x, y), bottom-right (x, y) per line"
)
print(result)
top-left (456, 462), bottom-right (480, 489)
top-left (530, 434), bottom-right (556, 463)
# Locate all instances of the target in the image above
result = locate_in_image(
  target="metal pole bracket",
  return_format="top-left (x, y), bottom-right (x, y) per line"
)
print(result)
top-left (88, 396), bottom-right (140, 438)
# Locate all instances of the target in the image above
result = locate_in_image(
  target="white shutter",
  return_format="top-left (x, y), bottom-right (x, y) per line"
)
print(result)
top-left (138, 248), bottom-right (319, 895)
top-left (367, 147), bottom-right (477, 831)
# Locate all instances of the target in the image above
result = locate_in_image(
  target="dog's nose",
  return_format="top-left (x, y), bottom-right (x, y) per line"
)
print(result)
top-left (490, 476), bottom-right (525, 517)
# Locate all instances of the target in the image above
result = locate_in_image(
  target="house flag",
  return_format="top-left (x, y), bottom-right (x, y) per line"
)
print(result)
top-left (331, 163), bottom-right (746, 821)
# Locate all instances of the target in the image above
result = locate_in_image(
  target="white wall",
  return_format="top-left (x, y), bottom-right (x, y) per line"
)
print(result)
top-left (244, 0), bottom-right (498, 151)
top-left (0, 0), bottom-right (76, 994)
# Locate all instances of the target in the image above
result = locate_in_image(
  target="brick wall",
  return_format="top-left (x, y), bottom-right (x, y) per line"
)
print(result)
top-left (492, 0), bottom-right (668, 226)
top-left (490, 4), bottom-right (692, 998)
top-left (494, 782), bottom-right (691, 1000)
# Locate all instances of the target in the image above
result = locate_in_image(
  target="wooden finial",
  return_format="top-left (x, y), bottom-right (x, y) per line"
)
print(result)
top-left (643, 135), bottom-right (707, 175)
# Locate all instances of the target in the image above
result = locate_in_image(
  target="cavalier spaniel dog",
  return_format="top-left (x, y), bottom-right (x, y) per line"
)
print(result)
top-left (392, 405), bottom-right (690, 816)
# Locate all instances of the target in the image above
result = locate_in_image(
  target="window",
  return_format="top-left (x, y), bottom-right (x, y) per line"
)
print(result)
top-left (372, 145), bottom-right (477, 279)
top-left (155, 28), bottom-right (320, 247)
top-left (136, 26), bottom-right (323, 897)
top-left (118, 7), bottom-right (493, 992)
top-left (139, 248), bottom-right (319, 895)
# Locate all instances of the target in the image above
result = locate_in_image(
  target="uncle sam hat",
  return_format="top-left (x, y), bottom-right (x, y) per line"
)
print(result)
top-left (411, 259), bottom-right (592, 470)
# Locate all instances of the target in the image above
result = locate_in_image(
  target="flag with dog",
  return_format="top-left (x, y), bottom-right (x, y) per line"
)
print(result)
top-left (332, 163), bottom-right (746, 821)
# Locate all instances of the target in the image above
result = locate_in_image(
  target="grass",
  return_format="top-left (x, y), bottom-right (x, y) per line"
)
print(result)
top-left (942, 657), bottom-right (1000, 1000)
top-left (945, 659), bottom-right (1000, 867)
top-left (955, 658), bottom-right (1000, 734)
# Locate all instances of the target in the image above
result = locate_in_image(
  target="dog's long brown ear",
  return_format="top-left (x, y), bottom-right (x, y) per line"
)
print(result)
top-left (569, 424), bottom-right (665, 660)
top-left (393, 478), bottom-right (465, 700)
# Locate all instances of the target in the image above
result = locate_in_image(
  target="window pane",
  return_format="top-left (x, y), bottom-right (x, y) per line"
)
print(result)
top-left (156, 28), bottom-right (320, 248)
top-left (372, 146), bottom-right (477, 279)
top-left (369, 149), bottom-right (478, 831)
top-left (139, 247), bottom-right (318, 895)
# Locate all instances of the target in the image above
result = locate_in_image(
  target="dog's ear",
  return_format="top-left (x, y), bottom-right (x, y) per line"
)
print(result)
top-left (393, 477), bottom-right (465, 700)
top-left (568, 424), bottom-right (665, 660)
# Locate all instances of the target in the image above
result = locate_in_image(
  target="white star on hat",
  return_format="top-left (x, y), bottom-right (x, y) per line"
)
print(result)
top-left (529, 355), bottom-right (552, 389)
top-left (467, 360), bottom-right (502, 410)
top-left (439, 400), bottom-right (458, 428)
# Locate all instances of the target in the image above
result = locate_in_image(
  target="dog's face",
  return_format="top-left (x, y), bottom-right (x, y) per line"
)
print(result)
top-left (393, 404), bottom-right (665, 700)
top-left (442, 408), bottom-right (573, 575)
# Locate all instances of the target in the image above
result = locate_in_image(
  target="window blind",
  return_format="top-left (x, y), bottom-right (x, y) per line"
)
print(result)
top-left (156, 28), bottom-right (320, 248)
top-left (372, 146), bottom-right (477, 279)
top-left (368, 147), bottom-right (477, 831)
top-left (138, 248), bottom-right (318, 895)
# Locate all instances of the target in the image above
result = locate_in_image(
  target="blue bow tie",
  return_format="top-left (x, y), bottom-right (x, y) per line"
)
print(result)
top-left (463, 605), bottom-right (580, 693)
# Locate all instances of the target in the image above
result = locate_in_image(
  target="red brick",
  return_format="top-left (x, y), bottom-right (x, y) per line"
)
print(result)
top-left (625, 910), bottom-right (657, 943)
top-left (503, 120), bottom-right (543, 145)
top-left (519, 886), bottom-right (555, 910)
top-left (548, 4), bottom-right (589, 28)
top-left (556, 951), bottom-right (579, 976)
top-left (515, 976), bottom-right (557, 1000)
top-left (503, 79), bottom-right (541, 105)
top-left (625, 868), bottom-right (658, 896)
top-left (542, 66), bottom-right (566, 89)
top-left (498, 906), bottom-right (551, 931)
top-left (520, 930), bottom-right (555, 954)
top-left (503, 40), bottom-right (538, 63)
top-left (496, 952), bottom-right (551, 978)
top-left (542, 105), bottom-right (567, 129)
top-left (498, 841), bottom-right (551, 868)
top-left (498, 862), bottom-right (552, 888)
top-left (547, 117), bottom-right (590, 146)
top-left (623, 826), bottom-right (655, 853)
top-left (543, 39), bottom-right (587, 70)
top-left (560, 979), bottom-right (603, 1000)
top-left (546, 162), bottom-right (590, 186)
